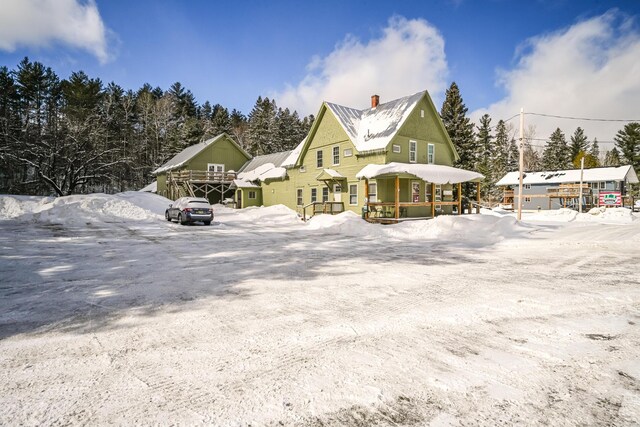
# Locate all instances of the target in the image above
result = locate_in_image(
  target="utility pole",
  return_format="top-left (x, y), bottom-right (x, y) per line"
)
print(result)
top-left (579, 156), bottom-right (584, 213)
top-left (517, 108), bottom-right (524, 220)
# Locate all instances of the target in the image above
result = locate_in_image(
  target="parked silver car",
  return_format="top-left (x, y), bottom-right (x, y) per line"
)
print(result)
top-left (165, 197), bottom-right (213, 225)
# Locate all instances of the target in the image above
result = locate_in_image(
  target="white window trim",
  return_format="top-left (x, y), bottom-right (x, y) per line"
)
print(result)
top-left (310, 188), bottom-right (317, 203)
top-left (332, 146), bottom-right (340, 166)
top-left (411, 180), bottom-right (420, 203)
top-left (296, 188), bottom-right (303, 206)
top-left (599, 181), bottom-right (606, 189)
top-left (524, 184), bottom-right (531, 190)
top-left (368, 183), bottom-right (377, 203)
top-left (248, 191), bottom-right (257, 200)
top-left (208, 163), bottom-right (224, 173)
top-left (392, 144), bottom-right (401, 153)
top-left (420, 109), bottom-right (425, 118)
top-left (524, 196), bottom-right (532, 203)
top-left (344, 148), bottom-right (353, 157)
top-left (322, 187), bottom-right (329, 202)
top-left (409, 140), bottom-right (417, 163)
top-left (316, 150), bottom-right (323, 168)
top-left (427, 143), bottom-right (435, 164)
top-left (349, 183), bottom-right (358, 206)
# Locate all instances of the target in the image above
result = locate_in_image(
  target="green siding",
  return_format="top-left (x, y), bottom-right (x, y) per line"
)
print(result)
top-left (155, 135), bottom-right (250, 201)
top-left (237, 188), bottom-right (262, 208)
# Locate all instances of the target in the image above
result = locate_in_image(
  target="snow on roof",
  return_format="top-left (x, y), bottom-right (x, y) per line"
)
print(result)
top-left (231, 179), bottom-right (260, 189)
top-left (138, 180), bottom-right (157, 193)
top-left (316, 169), bottom-right (344, 179)
top-left (152, 134), bottom-right (249, 175)
top-left (238, 162), bottom-right (287, 183)
top-left (496, 165), bottom-right (639, 186)
top-left (356, 162), bottom-right (484, 184)
top-left (326, 91), bottom-right (425, 152)
top-left (281, 138), bottom-right (306, 168)
top-left (239, 150), bottom-right (292, 173)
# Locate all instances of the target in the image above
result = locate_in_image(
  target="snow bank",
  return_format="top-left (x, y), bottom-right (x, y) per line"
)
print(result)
top-left (525, 207), bottom-right (635, 224)
top-left (0, 195), bottom-right (54, 219)
top-left (307, 211), bottom-right (526, 245)
top-left (231, 204), bottom-right (301, 226)
top-left (0, 192), bottom-right (171, 225)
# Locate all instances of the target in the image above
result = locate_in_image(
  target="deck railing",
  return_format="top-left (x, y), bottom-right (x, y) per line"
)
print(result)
top-left (167, 170), bottom-right (237, 183)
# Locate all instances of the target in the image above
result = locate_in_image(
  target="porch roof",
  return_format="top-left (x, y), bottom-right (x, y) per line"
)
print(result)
top-left (356, 162), bottom-right (484, 184)
top-left (230, 179), bottom-right (260, 189)
top-left (316, 168), bottom-right (345, 181)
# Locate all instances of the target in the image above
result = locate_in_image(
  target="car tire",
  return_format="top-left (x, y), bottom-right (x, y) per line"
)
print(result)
top-left (178, 213), bottom-right (186, 225)
top-left (203, 221), bottom-right (211, 226)
top-left (165, 211), bottom-right (171, 221)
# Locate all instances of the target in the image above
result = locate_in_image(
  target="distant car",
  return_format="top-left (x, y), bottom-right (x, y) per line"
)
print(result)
top-left (165, 197), bottom-right (213, 225)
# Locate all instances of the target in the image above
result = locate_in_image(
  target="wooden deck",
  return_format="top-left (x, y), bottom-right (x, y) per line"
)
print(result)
top-left (167, 170), bottom-right (237, 200)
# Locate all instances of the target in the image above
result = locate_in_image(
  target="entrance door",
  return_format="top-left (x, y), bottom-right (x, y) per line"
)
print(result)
top-left (333, 184), bottom-right (342, 202)
top-left (237, 190), bottom-right (242, 209)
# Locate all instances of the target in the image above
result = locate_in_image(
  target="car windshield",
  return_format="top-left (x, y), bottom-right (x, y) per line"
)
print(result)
top-left (189, 200), bottom-right (209, 204)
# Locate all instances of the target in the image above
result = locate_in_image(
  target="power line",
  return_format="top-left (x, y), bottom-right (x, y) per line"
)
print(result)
top-left (525, 112), bottom-right (640, 122)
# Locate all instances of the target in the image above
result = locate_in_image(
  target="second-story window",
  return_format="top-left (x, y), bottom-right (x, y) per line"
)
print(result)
top-left (427, 144), bottom-right (435, 164)
top-left (332, 146), bottom-right (340, 165)
top-left (316, 150), bottom-right (323, 168)
top-left (409, 140), bottom-right (417, 163)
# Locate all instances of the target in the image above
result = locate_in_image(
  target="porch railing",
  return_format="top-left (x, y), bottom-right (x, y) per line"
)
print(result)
top-left (302, 201), bottom-right (345, 221)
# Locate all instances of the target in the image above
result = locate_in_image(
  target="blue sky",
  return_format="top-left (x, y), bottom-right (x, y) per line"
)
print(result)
top-left (2, 0), bottom-right (640, 143)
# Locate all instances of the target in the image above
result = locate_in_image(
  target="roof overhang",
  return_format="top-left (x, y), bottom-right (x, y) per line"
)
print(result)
top-left (315, 168), bottom-right (345, 181)
top-left (356, 162), bottom-right (483, 184)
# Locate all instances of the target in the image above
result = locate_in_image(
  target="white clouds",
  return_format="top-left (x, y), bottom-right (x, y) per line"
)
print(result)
top-left (274, 16), bottom-right (449, 115)
top-left (474, 10), bottom-right (640, 145)
top-left (0, 0), bottom-right (112, 64)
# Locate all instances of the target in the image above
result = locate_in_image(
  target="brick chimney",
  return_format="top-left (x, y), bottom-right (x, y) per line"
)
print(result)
top-left (371, 94), bottom-right (380, 108)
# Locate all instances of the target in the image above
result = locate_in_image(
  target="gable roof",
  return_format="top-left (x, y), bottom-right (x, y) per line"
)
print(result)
top-left (152, 133), bottom-right (250, 175)
top-left (496, 165), bottom-right (639, 186)
top-left (288, 90), bottom-right (458, 167)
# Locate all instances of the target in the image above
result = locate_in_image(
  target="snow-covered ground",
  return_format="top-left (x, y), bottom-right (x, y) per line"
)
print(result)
top-left (1, 193), bottom-right (639, 425)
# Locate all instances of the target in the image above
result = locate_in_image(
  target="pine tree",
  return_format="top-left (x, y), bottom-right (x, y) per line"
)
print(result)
top-left (569, 127), bottom-right (588, 164)
top-left (209, 104), bottom-right (231, 137)
top-left (475, 114), bottom-right (493, 201)
top-left (440, 82), bottom-right (475, 170)
top-left (541, 128), bottom-right (570, 170)
top-left (603, 148), bottom-right (622, 167)
top-left (590, 138), bottom-right (600, 165)
top-left (614, 122), bottom-right (640, 171)
top-left (573, 150), bottom-right (598, 169)
top-left (247, 96), bottom-right (277, 156)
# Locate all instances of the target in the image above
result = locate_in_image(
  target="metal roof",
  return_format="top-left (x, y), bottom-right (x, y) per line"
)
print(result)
top-left (496, 165), bottom-right (638, 186)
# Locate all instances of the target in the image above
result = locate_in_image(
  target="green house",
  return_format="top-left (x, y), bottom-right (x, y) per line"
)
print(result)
top-left (153, 133), bottom-right (251, 203)
top-left (237, 91), bottom-right (483, 221)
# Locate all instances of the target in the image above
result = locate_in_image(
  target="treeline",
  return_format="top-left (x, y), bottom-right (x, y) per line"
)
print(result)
top-left (440, 82), bottom-right (640, 203)
top-left (0, 57), bottom-right (313, 196)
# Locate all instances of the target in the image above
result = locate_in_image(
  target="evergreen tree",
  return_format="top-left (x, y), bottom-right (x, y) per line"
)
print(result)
top-left (440, 82), bottom-right (475, 170)
top-left (569, 127), bottom-right (588, 164)
top-left (507, 138), bottom-right (519, 172)
top-left (229, 109), bottom-right (248, 148)
top-left (614, 122), bottom-right (640, 170)
top-left (590, 138), bottom-right (600, 165)
top-left (209, 104), bottom-right (232, 137)
top-left (541, 128), bottom-right (570, 170)
top-left (474, 114), bottom-right (493, 201)
top-left (247, 96), bottom-right (277, 156)
top-left (603, 148), bottom-right (622, 167)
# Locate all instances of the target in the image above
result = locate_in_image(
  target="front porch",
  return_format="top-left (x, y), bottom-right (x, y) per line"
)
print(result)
top-left (357, 162), bottom-right (484, 224)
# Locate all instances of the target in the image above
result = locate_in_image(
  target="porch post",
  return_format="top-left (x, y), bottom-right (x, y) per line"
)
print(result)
top-left (395, 176), bottom-right (400, 220)
top-left (476, 182), bottom-right (481, 214)
top-left (364, 179), bottom-right (369, 219)
top-left (431, 183), bottom-right (436, 218)
top-left (457, 182), bottom-right (462, 215)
